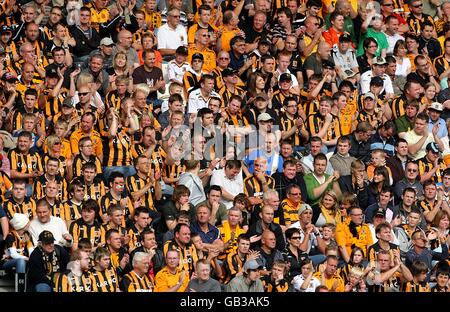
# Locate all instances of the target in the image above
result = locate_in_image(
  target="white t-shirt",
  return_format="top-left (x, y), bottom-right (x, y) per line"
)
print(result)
top-left (29, 216), bottom-right (72, 247)
top-left (403, 130), bottom-right (435, 160)
top-left (384, 33), bottom-right (404, 55)
top-left (360, 71), bottom-right (394, 95)
top-left (395, 57), bottom-right (411, 77)
top-left (157, 23), bottom-right (188, 50)
top-left (187, 89), bottom-right (220, 114)
top-left (292, 274), bottom-right (321, 292)
top-left (210, 168), bottom-right (244, 209)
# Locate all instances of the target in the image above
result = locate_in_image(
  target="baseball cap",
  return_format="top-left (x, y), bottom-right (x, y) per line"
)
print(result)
top-left (244, 260), bottom-right (263, 271)
top-left (339, 33), bottom-right (352, 43)
top-left (10, 213), bottom-right (29, 231)
top-left (175, 46), bottom-right (188, 56)
top-left (426, 142), bottom-right (440, 154)
top-left (259, 36), bottom-right (271, 46)
top-left (38, 230), bottom-right (56, 244)
top-left (62, 97), bottom-right (74, 108)
top-left (222, 67), bottom-right (238, 77)
top-left (279, 73), bottom-right (292, 82)
top-left (364, 92), bottom-right (376, 100)
top-left (370, 76), bottom-right (384, 87)
top-left (100, 37), bottom-right (114, 46)
top-left (1, 72), bottom-right (18, 83)
top-left (344, 69), bottom-right (357, 79)
top-left (374, 208), bottom-right (386, 218)
top-left (255, 93), bottom-right (269, 101)
top-left (46, 67), bottom-right (59, 78)
top-left (0, 26), bottom-right (12, 34)
top-left (191, 52), bottom-right (204, 61)
top-left (372, 56), bottom-right (387, 65)
top-left (322, 60), bottom-right (335, 69)
top-left (257, 112), bottom-right (273, 122)
top-left (428, 102), bottom-right (443, 112)
top-left (298, 203), bottom-right (313, 215)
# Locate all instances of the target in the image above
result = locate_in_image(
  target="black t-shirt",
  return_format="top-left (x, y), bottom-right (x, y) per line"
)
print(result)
top-left (132, 66), bottom-right (164, 100)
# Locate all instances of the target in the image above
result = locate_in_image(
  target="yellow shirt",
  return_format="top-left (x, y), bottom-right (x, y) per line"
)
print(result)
top-left (154, 267), bottom-right (189, 292)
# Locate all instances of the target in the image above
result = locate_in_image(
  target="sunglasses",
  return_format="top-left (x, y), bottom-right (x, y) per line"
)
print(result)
top-left (79, 92), bottom-right (90, 96)
top-left (412, 4), bottom-right (422, 7)
top-left (290, 236), bottom-right (301, 240)
top-left (407, 169), bottom-right (418, 173)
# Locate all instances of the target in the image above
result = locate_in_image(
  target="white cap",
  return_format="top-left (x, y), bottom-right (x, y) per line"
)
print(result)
top-left (10, 213), bottom-right (29, 231)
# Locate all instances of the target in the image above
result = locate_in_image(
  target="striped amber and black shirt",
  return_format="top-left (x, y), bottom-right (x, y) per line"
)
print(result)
top-left (3, 197), bottom-right (36, 220)
top-left (261, 276), bottom-right (290, 292)
top-left (8, 149), bottom-right (44, 184)
top-left (33, 175), bottom-right (68, 202)
top-left (162, 163), bottom-right (185, 188)
top-left (418, 156), bottom-right (447, 184)
top-left (103, 128), bottom-right (133, 167)
top-left (163, 240), bottom-right (199, 275)
top-left (126, 173), bottom-right (156, 211)
top-left (105, 90), bottom-right (130, 112)
top-left (271, 90), bottom-right (299, 113)
top-left (50, 200), bottom-right (66, 219)
top-left (221, 250), bottom-right (246, 284)
top-left (127, 225), bottom-right (144, 252)
top-left (391, 94), bottom-right (408, 119)
top-left (41, 87), bottom-right (69, 121)
top-left (279, 113), bottom-right (303, 146)
top-left (81, 178), bottom-right (106, 201)
top-left (218, 85), bottom-right (246, 108)
top-left (368, 272), bottom-right (402, 292)
top-left (433, 55), bottom-right (450, 77)
top-left (72, 154), bottom-right (103, 178)
top-left (243, 175), bottom-right (276, 200)
top-left (278, 199), bottom-right (301, 226)
top-left (121, 271), bottom-right (153, 292)
top-left (402, 281), bottom-right (431, 292)
top-left (306, 112), bottom-right (342, 142)
top-left (69, 218), bottom-right (106, 248)
top-left (98, 192), bottom-right (134, 225)
top-left (89, 267), bottom-right (119, 292)
top-left (54, 271), bottom-right (92, 292)
top-left (63, 199), bottom-right (82, 224)
top-left (407, 13), bottom-right (435, 36)
top-left (183, 69), bottom-right (202, 95)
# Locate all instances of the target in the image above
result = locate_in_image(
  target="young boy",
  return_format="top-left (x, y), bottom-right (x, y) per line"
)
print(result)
top-left (167, 46), bottom-right (191, 85)
top-left (431, 267), bottom-right (450, 292)
top-left (403, 260), bottom-right (430, 292)
top-left (260, 260), bottom-right (290, 292)
top-left (366, 149), bottom-right (393, 183)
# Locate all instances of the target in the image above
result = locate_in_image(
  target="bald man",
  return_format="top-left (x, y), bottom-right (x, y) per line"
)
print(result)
top-left (304, 41), bottom-right (333, 79)
top-left (253, 230), bottom-right (284, 272)
top-left (112, 30), bottom-right (140, 69)
top-left (247, 205), bottom-right (286, 251)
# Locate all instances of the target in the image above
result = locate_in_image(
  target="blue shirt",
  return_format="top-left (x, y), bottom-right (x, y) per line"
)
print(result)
top-left (428, 118), bottom-right (448, 139)
top-left (190, 222), bottom-right (220, 244)
top-left (244, 149), bottom-right (284, 176)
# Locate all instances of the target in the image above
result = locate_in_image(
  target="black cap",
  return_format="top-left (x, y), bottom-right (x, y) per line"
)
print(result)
top-left (0, 25), bottom-right (12, 34)
top-left (1, 72), bottom-right (18, 83)
top-left (322, 60), bottom-right (335, 69)
top-left (374, 208), bottom-right (386, 218)
top-left (46, 67), bottom-right (59, 78)
top-left (38, 230), bottom-right (56, 244)
top-left (222, 67), bottom-right (238, 77)
top-left (339, 33), bottom-right (352, 43)
top-left (176, 46), bottom-right (188, 56)
top-left (370, 76), bottom-right (384, 87)
top-left (279, 73), bottom-right (292, 82)
top-left (259, 36), bottom-right (271, 46)
top-left (426, 142), bottom-right (440, 154)
top-left (191, 52), bottom-right (204, 61)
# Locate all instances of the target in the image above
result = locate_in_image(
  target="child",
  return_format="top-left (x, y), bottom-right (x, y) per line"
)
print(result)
top-left (431, 267), bottom-right (450, 292)
top-left (321, 223), bottom-right (337, 248)
top-left (167, 46), bottom-right (191, 86)
top-left (261, 260), bottom-right (290, 292)
top-left (366, 149), bottom-right (393, 183)
top-left (403, 260), bottom-right (430, 292)
top-left (344, 266), bottom-right (367, 292)
top-left (14, 113), bottom-right (45, 152)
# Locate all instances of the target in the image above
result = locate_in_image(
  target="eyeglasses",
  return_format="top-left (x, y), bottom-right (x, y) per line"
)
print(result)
top-left (290, 236), bottom-right (301, 240)
top-left (218, 57), bottom-right (230, 60)
top-left (79, 92), bottom-right (89, 96)
top-left (382, 3), bottom-right (394, 6)
top-left (412, 4), bottom-right (423, 8)
top-left (201, 34), bottom-right (209, 37)
top-left (170, 15), bottom-right (181, 18)
top-left (290, 192), bottom-right (301, 196)
top-left (407, 169), bottom-right (418, 173)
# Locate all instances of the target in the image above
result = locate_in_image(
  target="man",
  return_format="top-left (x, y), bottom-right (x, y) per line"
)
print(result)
top-left (89, 247), bottom-right (120, 292)
top-left (417, 142), bottom-right (447, 184)
top-left (197, 186), bottom-right (228, 226)
top-left (336, 206), bottom-right (373, 262)
top-left (154, 250), bottom-right (189, 292)
top-left (29, 198), bottom-right (73, 248)
top-left (348, 121), bottom-right (373, 164)
top-left (28, 230), bottom-right (70, 292)
top-left (226, 259), bottom-right (264, 292)
top-left (163, 223), bottom-right (198, 275)
top-left (54, 249), bottom-right (91, 292)
top-left (365, 187), bottom-right (398, 224)
top-left (187, 74), bottom-right (219, 120)
top-left (112, 30), bottom-right (140, 69)
top-left (243, 10), bottom-right (269, 53)
top-left (33, 157), bottom-right (67, 201)
top-left (254, 230), bottom-right (284, 271)
top-left (427, 102), bottom-right (448, 141)
top-left (368, 120), bottom-right (397, 157)
top-left (278, 184), bottom-right (309, 230)
top-left (120, 252), bottom-right (153, 292)
top-left (70, 7), bottom-right (101, 62)
top-left (3, 179), bottom-right (37, 221)
top-left (217, 208), bottom-right (246, 259)
top-left (190, 204), bottom-right (223, 250)
top-left (396, 101), bottom-right (420, 138)
top-left (407, 55), bottom-right (441, 92)
top-left (395, 188), bottom-right (425, 229)
top-left (304, 41), bottom-right (333, 79)
top-left (306, 96), bottom-right (342, 152)
top-left (70, 112), bottom-right (103, 162)
top-left (89, 37), bottom-right (114, 70)
top-left (218, 67), bottom-right (246, 107)
top-left (187, 5), bottom-right (216, 47)
top-left (313, 255), bottom-right (345, 292)
top-left (69, 199), bottom-right (106, 251)
top-left (385, 55), bottom-right (406, 97)
top-left (72, 137), bottom-right (102, 179)
top-left (360, 56), bottom-right (394, 99)
top-left (394, 161), bottom-right (424, 201)
top-left (129, 228), bottom-right (164, 278)
top-left (127, 207), bottom-right (153, 252)
top-left (329, 136), bottom-right (356, 176)
top-left (391, 80), bottom-right (423, 119)
top-left (63, 179), bottom-right (85, 226)
top-left (187, 259), bottom-right (222, 292)
top-left (132, 50), bottom-right (165, 100)
top-left (228, 36), bottom-right (251, 79)
top-left (104, 229), bottom-right (129, 276)
top-left (157, 8), bottom-right (188, 59)
top-left (210, 160), bottom-right (244, 209)
top-left (418, 181), bottom-right (448, 224)
top-left (332, 33), bottom-right (359, 84)
top-left (243, 157), bottom-right (275, 211)
top-left (384, 15), bottom-right (405, 55)
top-left (407, 0), bottom-right (435, 36)
top-left (367, 222), bottom-right (401, 265)
top-left (406, 230), bottom-right (448, 271)
top-left (386, 139), bottom-right (411, 185)
top-left (434, 37), bottom-right (450, 81)
top-left (80, 162), bottom-right (106, 201)
top-left (301, 137), bottom-right (334, 175)
top-left (275, 52), bottom-right (301, 94)
top-left (272, 158), bottom-right (308, 203)
top-left (188, 28), bottom-right (216, 73)
top-left (404, 112), bottom-right (442, 160)
top-left (322, 11), bottom-right (345, 48)
top-left (304, 153), bottom-right (341, 207)
top-left (247, 205), bottom-right (285, 251)
top-left (419, 22), bottom-right (442, 61)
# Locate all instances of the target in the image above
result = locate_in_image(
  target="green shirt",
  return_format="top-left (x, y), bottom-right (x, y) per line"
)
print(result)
top-left (304, 173), bottom-right (332, 206)
top-left (357, 27), bottom-right (389, 57)
top-left (395, 115), bottom-right (415, 134)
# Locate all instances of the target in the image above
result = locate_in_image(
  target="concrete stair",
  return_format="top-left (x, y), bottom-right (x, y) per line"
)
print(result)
top-left (0, 270), bottom-right (16, 292)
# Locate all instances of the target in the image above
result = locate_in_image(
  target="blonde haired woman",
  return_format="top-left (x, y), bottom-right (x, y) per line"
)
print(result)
top-left (315, 190), bottom-right (342, 228)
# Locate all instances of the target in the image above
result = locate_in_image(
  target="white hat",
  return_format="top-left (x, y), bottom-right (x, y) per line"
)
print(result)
top-left (429, 102), bottom-right (443, 112)
top-left (10, 213), bottom-right (29, 231)
top-left (298, 203), bottom-right (313, 215)
top-left (100, 37), bottom-right (114, 46)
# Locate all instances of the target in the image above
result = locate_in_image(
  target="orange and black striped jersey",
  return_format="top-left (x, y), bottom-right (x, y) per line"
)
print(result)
top-left (127, 225), bottom-right (144, 252)
top-left (367, 242), bottom-right (400, 264)
top-left (218, 85), bottom-right (246, 108)
top-left (338, 263), bottom-right (364, 284)
top-left (109, 247), bottom-right (128, 272)
top-left (121, 271), bottom-right (153, 292)
top-left (418, 156), bottom-right (446, 184)
top-left (69, 218), bottom-right (106, 248)
top-left (163, 240), bottom-right (199, 275)
top-left (50, 200), bottom-right (66, 220)
top-left (142, 9), bottom-right (162, 30)
top-left (278, 199), bottom-right (302, 226)
top-left (271, 90), bottom-right (299, 113)
top-left (417, 199), bottom-right (436, 215)
top-left (3, 197), bottom-right (36, 220)
top-left (217, 221), bottom-right (246, 261)
top-left (261, 275), bottom-right (290, 292)
top-left (162, 163), bottom-right (185, 188)
top-left (72, 154), bottom-right (103, 179)
top-left (41, 87), bottom-right (69, 121)
top-left (335, 221), bottom-right (373, 257)
top-left (357, 94), bottom-right (384, 113)
top-left (433, 55), bottom-right (450, 77)
top-left (301, 88), bottom-right (332, 116)
top-left (88, 267), bottom-right (119, 292)
top-left (431, 285), bottom-right (450, 292)
top-left (0, 171), bottom-right (12, 200)
top-left (103, 128), bottom-right (133, 167)
top-left (105, 90), bottom-right (131, 112)
top-left (131, 143), bottom-right (166, 174)
top-left (222, 108), bottom-right (249, 128)
top-left (70, 129), bottom-right (103, 157)
top-left (211, 67), bottom-right (225, 91)
top-left (11, 107), bottom-right (46, 133)
top-left (356, 110), bottom-right (378, 126)
top-left (338, 97), bottom-right (358, 136)
top-left (8, 149), bottom-right (44, 184)
top-left (402, 281), bottom-right (430, 292)
top-left (81, 178), bottom-right (106, 201)
top-left (43, 140), bottom-right (72, 163)
top-left (126, 173), bottom-right (156, 211)
top-left (221, 250), bottom-right (246, 284)
top-left (279, 113), bottom-right (304, 146)
top-left (62, 199), bottom-right (82, 224)
top-left (54, 271), bottom-right (92, 292)
top-left (98, 192), bottom-right (134, 225)
top-left (244, 175), bottom-right (275, 200)
top-left (407, 13), bottom-right (435, 36)
top-left (32, 175), bottom-right (68, 201)
top-left (391, 94), bottom-right (408, 119)
top-left (183, 69), bottom-right (203, 95)
top-left (368, 271), bottom-right (402, 292)
top-left (306, 112), bottom-right (342, 142)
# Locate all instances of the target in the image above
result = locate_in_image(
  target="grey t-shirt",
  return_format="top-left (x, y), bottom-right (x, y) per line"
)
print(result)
top-left (187, 278), bottom-right (222, 292)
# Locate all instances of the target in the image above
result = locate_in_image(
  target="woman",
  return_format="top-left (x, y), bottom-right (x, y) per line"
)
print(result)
top-left (421, 82), bottom-right (437, 112)
top-left (291, 258), bottom-right (321, 292)
top-left (357, 37), bottom-right (378, 75)
top-left (428, 210), bottom-right (449, 252)
top-left (43, 133), bottom-right (72, 181)
top-left (393, 40), bottom-right (411, 77)
top-left (405, 33), bottom-right (420, 71)
top-left (107, 52), bottom-right (132, 91)
top-left (367, 166), bottom-right (391, 206)
top-left (314, 190), bottom-right (342, 228)
top-left (178, 160), bottom-right (206, 206)
top-left (339, 246), bottom-right (368, 284)
top-left (282, 228), bottom-right (309, 279)
top-left (246, 72), bottom-right (267, 105)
